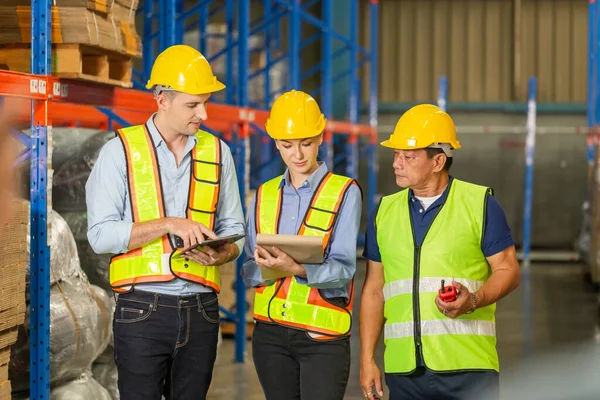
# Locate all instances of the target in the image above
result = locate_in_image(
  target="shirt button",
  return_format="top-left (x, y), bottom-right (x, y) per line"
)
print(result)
top-left (292, 216), bottom-right (295, 220)
top-left (419, 209), bottom-right (423, 213)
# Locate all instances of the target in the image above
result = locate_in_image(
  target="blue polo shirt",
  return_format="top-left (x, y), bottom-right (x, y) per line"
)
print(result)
top-left (363, 177), bottom-right (514, 262)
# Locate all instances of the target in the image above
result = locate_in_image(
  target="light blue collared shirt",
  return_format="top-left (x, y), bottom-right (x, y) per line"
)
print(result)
top-left (86, 114), bottom-right (245, 295)
top-left (241, 162), bottom-right (362, 299)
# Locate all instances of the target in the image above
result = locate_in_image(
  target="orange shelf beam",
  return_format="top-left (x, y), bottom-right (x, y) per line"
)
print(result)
top-left (0, 71), bottom-right (376, 136)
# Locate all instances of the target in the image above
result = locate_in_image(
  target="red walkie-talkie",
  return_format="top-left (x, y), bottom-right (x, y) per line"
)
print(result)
top-left (438, 279), bottom-right (457, 302)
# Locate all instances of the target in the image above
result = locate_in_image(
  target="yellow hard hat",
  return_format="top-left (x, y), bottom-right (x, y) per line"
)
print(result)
top-left (145, 44), bottom-right (225, 95)
top-left (381, 104), bottom-right (461, 150)
top-left (265, 90), bottom-right (326, 140)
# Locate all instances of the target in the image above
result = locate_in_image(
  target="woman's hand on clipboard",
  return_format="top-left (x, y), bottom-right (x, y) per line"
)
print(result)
top-left (255, 245), bottom-right (306, 277)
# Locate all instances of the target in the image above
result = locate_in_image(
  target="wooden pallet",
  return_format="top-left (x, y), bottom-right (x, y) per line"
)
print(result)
top-left (220, 321), bottom-right (254, 339)
top-left (0, 43), bottom-right (132, 88)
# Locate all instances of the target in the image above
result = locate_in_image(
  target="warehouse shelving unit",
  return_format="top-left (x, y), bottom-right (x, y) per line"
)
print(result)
top-left (1, 0), bottom-right (378, 398)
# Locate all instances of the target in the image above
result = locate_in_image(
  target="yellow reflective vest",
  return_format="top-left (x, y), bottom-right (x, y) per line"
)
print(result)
top-left (253, 172), bottom-right (357, 338)
top-left (109, 124), bottom-right (222, 293)
top-left (376, 178), bottom-right (499, 373)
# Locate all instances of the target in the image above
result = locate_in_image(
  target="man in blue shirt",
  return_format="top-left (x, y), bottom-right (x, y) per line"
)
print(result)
top-left (359, 104), bottom-right (520, 400)
top-left (86, 45), bottom-right (245, 400)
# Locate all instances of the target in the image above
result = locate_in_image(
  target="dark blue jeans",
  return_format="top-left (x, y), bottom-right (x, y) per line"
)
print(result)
top-left (113, 289), bottom-right (220, 400)
top-left (386, 368), bottom-right (500, 400)
top-left (252, 321), bottom-right (351, 400)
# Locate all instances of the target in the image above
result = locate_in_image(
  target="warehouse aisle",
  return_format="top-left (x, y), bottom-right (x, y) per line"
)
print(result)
top-left (209, 259), bottom-right (600, 400)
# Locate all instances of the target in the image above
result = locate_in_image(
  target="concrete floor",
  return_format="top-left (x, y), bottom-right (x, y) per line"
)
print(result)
top-left (208, 260), bottom-right (600, 400)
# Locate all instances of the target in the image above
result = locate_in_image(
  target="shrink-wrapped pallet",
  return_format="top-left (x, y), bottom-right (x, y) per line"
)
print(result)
top-left (92, 350), bottom-right (119, 400)
top-left (9, 277), bottom-right (113, 391)
top-left (26, 210), bottom-right (82, 290)
top-left (50, 371), bottom-right (111, 400)
top-left (61, 211), bottom-right (112, 292)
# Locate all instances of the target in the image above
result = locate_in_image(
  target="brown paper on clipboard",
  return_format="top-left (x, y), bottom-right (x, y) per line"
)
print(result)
top-left (256, 234), bottom-right (324, 281)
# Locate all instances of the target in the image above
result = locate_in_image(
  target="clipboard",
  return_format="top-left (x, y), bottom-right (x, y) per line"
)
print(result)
top-left (256, 234), bottom-right (324, 280)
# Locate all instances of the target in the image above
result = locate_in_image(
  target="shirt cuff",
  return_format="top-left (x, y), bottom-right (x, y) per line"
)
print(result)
top-left (301, 263), bottom-right (326, 287)
top-left (115, 221), bottom-right (134, 254)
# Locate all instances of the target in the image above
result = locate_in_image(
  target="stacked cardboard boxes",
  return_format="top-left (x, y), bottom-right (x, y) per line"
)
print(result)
top-left (0, 0), bottom-right (141, 87)
top-left (0, 200), bottom-right (29, 400)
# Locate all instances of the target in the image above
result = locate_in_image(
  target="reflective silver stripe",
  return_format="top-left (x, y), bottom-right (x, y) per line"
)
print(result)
top-left (420, 278), bottom-right (485, 294)
top-left (385, 319), bottom-right (496, 339)
top-left (422, 319), bottom-right (496, 336)
top-left (383, 280), bottom-right (412, 301)
top-left (383, 277), bottom-right (485, 301)
top-left (384, 321), bottom-right (414, 340)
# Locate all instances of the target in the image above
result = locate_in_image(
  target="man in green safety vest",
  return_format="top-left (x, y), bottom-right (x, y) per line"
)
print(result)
top-left (359, 104), bottom-right (521, 400)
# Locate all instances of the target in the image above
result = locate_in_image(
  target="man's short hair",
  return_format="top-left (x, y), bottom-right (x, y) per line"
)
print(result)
top-left (425, 147), bottom-right (453, 171)
top-left (153, 85), bottom-right (179, 99)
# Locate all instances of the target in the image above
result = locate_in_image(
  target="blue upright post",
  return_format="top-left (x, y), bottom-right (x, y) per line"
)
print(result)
top-left (522, 79), bottom-right (536, 359)
top-left (175, 0), bottom-right (184, 45)
top-left (198, 2), bottom-right (208, 54)
top-left (143, 0), bottom-right (155, 80)
top-left (367, 0), bottom-right (379, 217)
top-left (225, 0), bottom-right (235, 104)
top-left (234, 0), bottom-right (250, 364)
top-left (289, 0), bottom-right (301, 89)
top-left (259, 0), bottom-right (274, 183)
top-left (321, 0), bottom-right (334, 167)
top-left (346, 0), bottom-right (359, 179)
top-left (274, 0), bottom-right (282, 52)
top-left (437, 76), bottom-right (448, 112)
top-left (166, 0), bottom-right (177, 47)
top-left (522, 77), bottom-right (537, 268)
top-left (30, 0), bottom-right (52, 398)
top-left (159, 0), bottom-right (166, 51)
top-left (587, 1), bottom-right (597, 201)
top-left (596, 3), bottom-right (600, 125)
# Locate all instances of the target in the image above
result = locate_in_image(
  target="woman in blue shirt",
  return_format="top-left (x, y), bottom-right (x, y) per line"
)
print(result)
top-left (242, 90), bottom-right (362, 400)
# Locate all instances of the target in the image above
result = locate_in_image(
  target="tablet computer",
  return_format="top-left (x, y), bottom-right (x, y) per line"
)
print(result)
top-left (179, 233), bottom-right (246, 254)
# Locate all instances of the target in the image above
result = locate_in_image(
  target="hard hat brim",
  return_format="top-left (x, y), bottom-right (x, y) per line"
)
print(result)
top-left (146, 79), bottom-right (226, 94)
top-left (380, 139), bottom-right (461, 150)
top-left (268, 130), bottom-right (324, 140)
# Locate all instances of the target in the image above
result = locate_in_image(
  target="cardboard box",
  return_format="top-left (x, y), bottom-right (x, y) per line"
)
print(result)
top-left (0, 6), bottom-right (141, 58)
top-left (0, 199), bottom-right (29, 400)
top-left (0, 0), bottom-right (111, 15)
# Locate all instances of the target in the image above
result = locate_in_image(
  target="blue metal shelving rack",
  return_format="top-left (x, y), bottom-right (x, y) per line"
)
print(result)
top-left (15, 1), bottom-right (379, 397)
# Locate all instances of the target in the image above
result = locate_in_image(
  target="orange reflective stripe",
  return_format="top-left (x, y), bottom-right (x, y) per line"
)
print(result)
top-left (253, 171), bottom-right (356, 338)
top-left (298, 172), bottom-right (354, 251)
top-left (187, 134), bottom-right (221, 229)
top-left (110, 126), bottom-right (222, 292)
top-left (112, 275), bottom-right (174, 287)
top-left (173, 272), bottom-right (220, 292)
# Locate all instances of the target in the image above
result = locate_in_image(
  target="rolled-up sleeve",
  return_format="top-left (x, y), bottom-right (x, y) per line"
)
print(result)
top-left (297, 183), bottom-right (362, 289)
top-left (86, 138), bottom-right (133, 255)
top-left (214, 141), bottom-right (246, 256)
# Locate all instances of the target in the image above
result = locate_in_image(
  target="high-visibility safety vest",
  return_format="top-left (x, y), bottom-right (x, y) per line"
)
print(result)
top-left (109, 124), bottom-right (222, 293)
top-left (376, 178), bottom-right (499, 373)
top-left (253, 172), bottom-right (357, 338)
